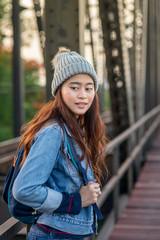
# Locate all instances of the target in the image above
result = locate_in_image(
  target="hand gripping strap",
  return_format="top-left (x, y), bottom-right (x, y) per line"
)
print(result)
top-left (64, 130), bottom-right (103, 220)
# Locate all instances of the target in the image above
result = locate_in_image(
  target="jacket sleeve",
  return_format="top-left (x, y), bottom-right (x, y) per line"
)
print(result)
top-left (13, 127), bottom-right (63, 214)
top-left (54, 192), bottom-right (81, 215)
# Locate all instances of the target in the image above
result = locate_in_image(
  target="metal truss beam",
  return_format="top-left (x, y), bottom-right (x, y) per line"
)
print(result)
top-left (33, 0), bottom-right (45, 58)
top-left (134, 0), bottom-right (148, 120)
top-left (156, 0), bottom-right (160, 105)
top-left (12, 0), bottom-right (24, 137)
top-left (44, 0), bottom-right (85, 101)
top-left (99, 0), bottom-right (135, 135)
top-left (146, 0), bottom-right (160, 112)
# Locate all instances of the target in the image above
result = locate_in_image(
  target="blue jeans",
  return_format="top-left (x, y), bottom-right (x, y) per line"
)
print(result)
top-left (27, 225), bottom-right (84, 240)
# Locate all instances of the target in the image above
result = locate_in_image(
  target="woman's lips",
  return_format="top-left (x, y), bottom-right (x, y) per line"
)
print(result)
top-left (75, 102), bottom-right (87, 108)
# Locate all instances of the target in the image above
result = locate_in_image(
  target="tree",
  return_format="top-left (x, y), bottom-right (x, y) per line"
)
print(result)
top-left (0, 51), bottom-right (13, 140)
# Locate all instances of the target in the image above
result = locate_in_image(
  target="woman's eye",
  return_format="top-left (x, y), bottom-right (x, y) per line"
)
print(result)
top-left (71, 86), bottom-right (78, 90)
top-left (86, 88), bottom-right (93, 91)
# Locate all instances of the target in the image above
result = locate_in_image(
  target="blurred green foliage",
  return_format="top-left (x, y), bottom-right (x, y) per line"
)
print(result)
top-left (0, 51), bottom-right (44, 142)
top-left (104, 88), bottom-right (111, 110)
top-left (24, 60), bottom-right (45, 123)
top-left (0, 51), bottom-right (13, 141)
top-left (0, 0), bottom-right (12, 51)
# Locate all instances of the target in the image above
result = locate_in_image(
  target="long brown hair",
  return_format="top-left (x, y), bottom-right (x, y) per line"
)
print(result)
top-left (18, 88), bottom-right (108, 184)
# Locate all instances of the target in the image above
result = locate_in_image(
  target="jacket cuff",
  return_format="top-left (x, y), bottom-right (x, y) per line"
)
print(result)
top-left (54, 192), bottom-right (81, 215)
top-left (34, 188), bottom-right (62, 214)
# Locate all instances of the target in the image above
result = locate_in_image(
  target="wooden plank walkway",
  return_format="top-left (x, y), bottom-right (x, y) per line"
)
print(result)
top-left (108, 132), bottom-right (160, 240)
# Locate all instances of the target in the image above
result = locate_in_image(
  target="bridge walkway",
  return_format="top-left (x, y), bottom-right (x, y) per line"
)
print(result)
top-left (108, 131), bottom-right (160, 240)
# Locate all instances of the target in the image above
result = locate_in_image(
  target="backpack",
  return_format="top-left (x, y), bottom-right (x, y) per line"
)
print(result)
top-left (3, 143), bottom-right (41, 224)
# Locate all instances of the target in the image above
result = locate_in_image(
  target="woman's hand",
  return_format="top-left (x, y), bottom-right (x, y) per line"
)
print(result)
top-left (79, 181), bottom-right (101, 208)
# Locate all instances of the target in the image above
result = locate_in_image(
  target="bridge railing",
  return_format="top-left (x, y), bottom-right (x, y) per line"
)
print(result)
top-left (97, 104), bottom-right (160, 239)
top-left (0, 106), bottom-right (160, 240)
top-left (0, 218), bottom-right (25, 240)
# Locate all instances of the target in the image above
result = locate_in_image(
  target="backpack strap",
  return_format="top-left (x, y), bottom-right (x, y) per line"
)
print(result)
top-left (63, 128), bottom-right (103, 220)
top-left (64, 132), bottom-right (79, 172)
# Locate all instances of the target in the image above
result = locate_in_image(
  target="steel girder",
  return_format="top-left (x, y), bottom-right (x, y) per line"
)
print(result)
top-left (12, 0), bottom-right (24, 137)
top-left (99, 0), bottom-right (135, 136)
top-left (44, 0), bottom-right (85, 101)
top-left (146, 0), bottom-right (160, 113)
top-left (134, 0), bottom-right (148, 120)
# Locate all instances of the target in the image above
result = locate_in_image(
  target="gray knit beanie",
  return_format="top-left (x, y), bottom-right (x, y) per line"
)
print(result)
top-left (51, 47), bottom-right (98, 96)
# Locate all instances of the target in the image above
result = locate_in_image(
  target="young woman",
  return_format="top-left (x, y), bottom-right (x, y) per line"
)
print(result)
top-left (13, 47), bottom-right (108, 240)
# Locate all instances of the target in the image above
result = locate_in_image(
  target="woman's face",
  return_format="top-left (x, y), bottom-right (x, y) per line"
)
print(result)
top-left (61, 74), bottom-right (95, 118)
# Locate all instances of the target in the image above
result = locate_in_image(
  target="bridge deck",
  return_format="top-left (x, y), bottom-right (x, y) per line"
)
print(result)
top-left (109, 131), bottom-right (160, 240)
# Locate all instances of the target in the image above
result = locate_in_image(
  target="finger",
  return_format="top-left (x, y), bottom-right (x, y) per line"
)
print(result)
top-left (98, 190), bottom-right (102, 196)
top-left (93, 188), bottom-right (101, 194)
top-left (88, 181), bottom-right (94, 185)
top-left (92, 183), bottom-right (100, 189)
top-left (88, 181), bottom-right (100, 188)
top-left (95, 190), bottom-right (101, 198)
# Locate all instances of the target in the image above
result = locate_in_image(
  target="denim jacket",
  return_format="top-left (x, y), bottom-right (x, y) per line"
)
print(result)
top-left (13, 122), bottom-right (96, 235)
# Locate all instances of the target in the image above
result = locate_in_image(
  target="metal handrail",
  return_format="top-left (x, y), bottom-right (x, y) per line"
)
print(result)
top-left (98, 114), bottom-right (160, 207)
top-left (97, 104), bottom-right (160, 239)
top-left (0, 218), bottom-right (25, 240)
top-left (106, 104), bottom-right (160, 152)
top-left (0, 137), bottom-right (20, 165)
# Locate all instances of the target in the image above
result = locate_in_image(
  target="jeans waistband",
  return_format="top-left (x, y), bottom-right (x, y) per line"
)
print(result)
top-left (33, 223), bottom-right (93, 239)
top-left (35, 223), bottom-right (52, 235)
top-left (34, 223), bottom-right (85, 238)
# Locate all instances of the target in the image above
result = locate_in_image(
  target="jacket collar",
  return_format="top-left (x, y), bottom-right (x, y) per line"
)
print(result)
top-left (63, 123), bottom-right (85, 138)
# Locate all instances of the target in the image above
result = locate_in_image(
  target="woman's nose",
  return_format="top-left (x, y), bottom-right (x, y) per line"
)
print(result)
top-left (77, 89), bottom-right (86, 98)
